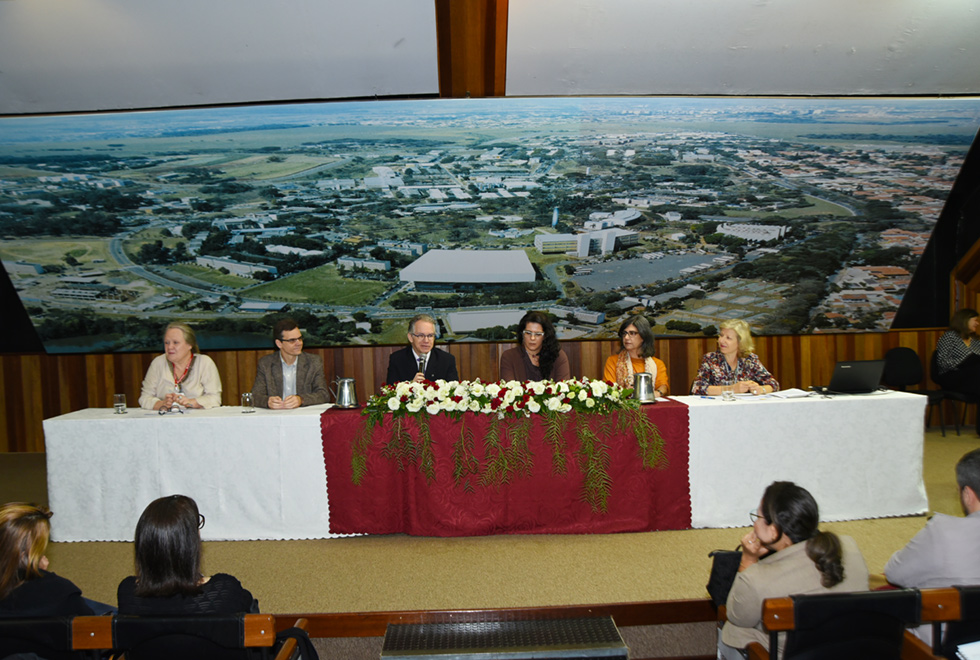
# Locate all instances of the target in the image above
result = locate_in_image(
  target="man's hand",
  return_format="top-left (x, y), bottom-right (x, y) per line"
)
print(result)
top-left (268, 396), bottom-right (285, 409)
top-left (281, 395), bottom-right (303, 409)
top-left (412, 372), bottom-right (426, 384)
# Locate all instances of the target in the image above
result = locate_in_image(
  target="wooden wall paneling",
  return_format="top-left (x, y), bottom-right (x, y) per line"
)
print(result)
top-left (0, 330), bottom-right (959, 452)
top-left (435, 0), bottom-right (508, 98)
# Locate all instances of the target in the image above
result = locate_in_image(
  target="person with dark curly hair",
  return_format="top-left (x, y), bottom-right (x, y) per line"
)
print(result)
top-left (499, 311), bottom-right (570, 382)
top-left (719, 482), bottom-right (869, 659)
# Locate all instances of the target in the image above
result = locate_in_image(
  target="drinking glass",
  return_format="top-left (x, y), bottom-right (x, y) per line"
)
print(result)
top-left (241, 392), bottom-right (255, 413)
top-left (721, 385), bottom-right (736, 401)
top-left (113, 393), bottom-right (127, 414)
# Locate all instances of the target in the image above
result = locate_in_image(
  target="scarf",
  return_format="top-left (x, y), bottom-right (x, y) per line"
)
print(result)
top-left (614, 352), bottom-right (658, 389)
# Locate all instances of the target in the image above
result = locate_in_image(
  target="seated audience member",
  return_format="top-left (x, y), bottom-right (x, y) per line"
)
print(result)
top-left (385, 314), bottom-right (458, 386)
top-left (500, 311), bottom-right (570, 382)
top-left (0, 502), bottom-right (112, 617)
top-left (885, 447), bottom-right (980, 588)
top-left (603, 315), bottom-right (668, 396)
top-left (934, 308), bottom-right (980, 396)
top-left (691, 319), bottom-right (778, 396)
top-left (117, 495), bottom-right (255, 616)
top-left (139, 322), bottom-right (222, 410)
top-left (719, 482), bottom-right (869, 660)
top-left (251, 317), bottom-right (329, 409)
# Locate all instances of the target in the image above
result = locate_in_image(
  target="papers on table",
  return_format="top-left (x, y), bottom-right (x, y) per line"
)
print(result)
top-left (958, 640), bottom-right (980, 660)
top-left (770, 388), bottom-right (813, 399)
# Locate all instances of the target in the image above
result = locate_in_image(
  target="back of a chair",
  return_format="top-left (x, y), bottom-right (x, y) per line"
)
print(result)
top-left (882, 347), bottom-right (923, 390)
top-left (763, 589), bottom-right (921, 660)
top-left (940, 585), bottom-right (980, 658)
top-left (0, 616), bottom-right (100, 660)
top-left (110, 613), bottom-right (277, 660)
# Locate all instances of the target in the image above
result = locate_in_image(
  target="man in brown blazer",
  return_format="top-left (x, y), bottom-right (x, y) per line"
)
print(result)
top-left (251, 318), bottom-right (330, 409)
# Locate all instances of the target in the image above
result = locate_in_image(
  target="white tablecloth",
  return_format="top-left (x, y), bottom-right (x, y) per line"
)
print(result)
top-left (44, 405), bottom-right (339, 542)
top-left (676, 390), bottom-right (929, 528)
top-left (44, 391), bottom-right (929, 541)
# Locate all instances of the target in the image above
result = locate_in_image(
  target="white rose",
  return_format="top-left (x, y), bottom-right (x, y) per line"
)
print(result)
top-left (559, 403), bottom-right (572, 413)
top-left (407, 401), bottom-right (423, 413)
top-left (425, 402), bottom-right (441, 415)
top-left (546, 397), bottom-right (562, 411)
top-left (387, 397), bottom-right (401, 411)
top-left (469, 400), bottom-right (480, 412)
top-left (527, 400), bottom-right (541, 413)
top-left (585, 398), bottom-right (596, 409)
top-left (486, 383), bottom-right (501, 397)
top-left (470, 382), bottom-right (485, 396)
top-left (577, 389), bottom-right (588, 402)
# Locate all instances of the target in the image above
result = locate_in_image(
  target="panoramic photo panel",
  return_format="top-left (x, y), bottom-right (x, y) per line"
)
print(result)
top-left (1, 96), bottom-right (978, 353)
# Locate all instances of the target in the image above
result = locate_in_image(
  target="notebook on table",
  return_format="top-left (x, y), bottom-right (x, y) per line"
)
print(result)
top-left (811, 359), bottom-right (886, 395)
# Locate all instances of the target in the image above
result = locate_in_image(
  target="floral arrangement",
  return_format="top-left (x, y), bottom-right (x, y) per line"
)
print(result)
top-left (365, 377), bottom-right (634, 420)
top-left (352, 378), bottom-right (667, 513)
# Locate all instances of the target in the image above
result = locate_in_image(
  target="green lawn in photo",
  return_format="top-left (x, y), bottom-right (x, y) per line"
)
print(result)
top-left (169, 264), bottom-right (255, 289)
top-left (248, 264), bottom-right (390, 305)
top-left (0, 239), bottom-right (115, 267)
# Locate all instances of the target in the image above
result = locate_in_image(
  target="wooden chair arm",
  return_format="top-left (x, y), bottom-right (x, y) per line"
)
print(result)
top-left (243, 614), bottom-right (276, 647)
top-left (760, 597), bottom-right (795, 632)
top-left (901, 629), bottom-right (940, 660)
top-left (72, 615), bottom-right (113, 650)
top-left (920, 587), bottom-right (961, 622)
top-left (746, 641), bottom-right (770, 660)
top-left (274, 617), bottom-right (310, 660)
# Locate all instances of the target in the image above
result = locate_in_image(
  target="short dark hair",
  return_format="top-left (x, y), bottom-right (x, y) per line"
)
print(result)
top-left (618, 315), bottom-right (656, 358)
top-left (760, 481), bottom-right (844, 588)
top-left (133, 494), bottom-right (203, 598)
top-left (273, 317), bottom-right (299, 342)
top-left (956, 448), bottom-right (980, 495)
top-left (950, 309), bottom-right (979, 339)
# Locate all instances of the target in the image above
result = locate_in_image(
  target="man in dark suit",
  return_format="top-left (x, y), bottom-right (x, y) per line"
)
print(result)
top-left (251, 318), bottom-right (330, 408)
top-left (385, 314), bottom-right (458, 385)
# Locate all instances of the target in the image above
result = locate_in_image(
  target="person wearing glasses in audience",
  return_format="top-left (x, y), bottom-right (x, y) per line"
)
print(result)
top-left (117, 495), bottom-right (257, 617)
top-left (500, 311), bottom-right (570, 382)
top-left (139, 322), bottom-right (222, 410)
top-left (385, 314), bottom-right (458, 385)
top-left (691, 319), bottom-right (778, 396)
top-left (604, 315), bottom-right (668, 396)
top-left (250, 317), bottom-right (329, 409)
top-left (718, 481), bottom-right (868, 660)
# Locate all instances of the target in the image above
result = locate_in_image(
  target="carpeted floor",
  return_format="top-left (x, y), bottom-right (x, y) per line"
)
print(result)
top-left (2, 428), bottom-right (977, 617)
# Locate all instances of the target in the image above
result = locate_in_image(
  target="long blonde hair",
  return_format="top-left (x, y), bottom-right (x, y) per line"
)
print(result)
top-left (0, 503), bottom-right (52, 599)
top-left (719, 319), bottom-right (754, 356)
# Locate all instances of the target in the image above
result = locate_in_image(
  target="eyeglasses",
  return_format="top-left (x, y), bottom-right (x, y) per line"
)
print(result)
top-left (198, 514), bottom-right (206, 529)
top-left (523, 331), bottom-right (545, 338)
top-left (280, 336), bottom-right (303, 344)
top-left (749, 511), bottom-right (763, 523)
top-left (411, 333), bottom-right (436, 340)
top-left (621, 330), bottom-right (640, 337)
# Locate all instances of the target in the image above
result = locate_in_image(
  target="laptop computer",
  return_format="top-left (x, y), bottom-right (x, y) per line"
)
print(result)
top-left (812, 359), bottom-right (886, 394)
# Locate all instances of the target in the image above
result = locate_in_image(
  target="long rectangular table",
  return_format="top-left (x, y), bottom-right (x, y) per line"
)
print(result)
top-left (43, 391), bottom-right (928, 541)
top-left (44, 405), bottom-right (336, 542)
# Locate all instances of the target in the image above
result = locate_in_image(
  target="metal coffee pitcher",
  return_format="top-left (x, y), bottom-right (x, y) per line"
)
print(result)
top-left (633, 372), bottom-right (656, 403)
top-left (331, 377), bottom-right (359, 408)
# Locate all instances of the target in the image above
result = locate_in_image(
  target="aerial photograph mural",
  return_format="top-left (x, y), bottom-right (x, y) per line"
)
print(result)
top-left (1, 95), bottom-right (978, 352)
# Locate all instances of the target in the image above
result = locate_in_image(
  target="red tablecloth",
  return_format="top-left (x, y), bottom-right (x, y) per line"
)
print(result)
top-left (321, 401), bottom-right (691, 536)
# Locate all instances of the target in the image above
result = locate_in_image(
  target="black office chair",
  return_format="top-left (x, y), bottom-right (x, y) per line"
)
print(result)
top-left (930, 351), bottom-right (980, 437)
top-left (744, 589), bottom-right (930, 660)
top-left (882, 347), bottom-right (945, 435)
top-left (83, 613), bottom-right (311, 660)
top-left (933, 585), bottom-right (980, 659)
top-left (0, 616), bottom-right (102, 660)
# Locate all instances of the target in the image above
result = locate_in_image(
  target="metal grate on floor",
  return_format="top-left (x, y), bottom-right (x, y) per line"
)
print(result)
top-left (381, 616), bottom-right (629, 660)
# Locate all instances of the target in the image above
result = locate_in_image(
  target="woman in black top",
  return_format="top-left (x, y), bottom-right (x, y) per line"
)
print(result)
top-left (934, 308), bottom-right (980, 396)
top-left (117, 494), bottom-right (255, 615)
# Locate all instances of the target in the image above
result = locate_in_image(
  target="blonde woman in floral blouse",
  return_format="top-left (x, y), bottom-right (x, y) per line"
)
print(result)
top-left (691, 319), bottom-right (778, 396)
